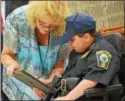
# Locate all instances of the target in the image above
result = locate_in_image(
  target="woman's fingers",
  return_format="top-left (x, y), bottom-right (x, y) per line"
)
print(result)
top-left (38, 78), bottom-right (45, 82)
top-left (6, 64), bottom-right (21, 76)
top-left (33, 88), bottom-right (45, 98)
top-left (38, 78), bottom-right (49, 84)
top-left (7, 67), bottom-right (15, 76)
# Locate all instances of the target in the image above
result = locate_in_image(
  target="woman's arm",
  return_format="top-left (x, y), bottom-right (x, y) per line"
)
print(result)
top-left (1, 44), bottom-right (21, 75)
top-left (47, 43), bottom-right (72, 83)
top-left (39, 59), bottom-right (64, 84)
top-left (34, 59), bottom-right (64, 98)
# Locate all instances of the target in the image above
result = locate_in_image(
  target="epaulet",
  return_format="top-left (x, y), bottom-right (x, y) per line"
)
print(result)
top-left (80, 50), bottom-right (92, 59)
top-left (80, 44), bottom-right (95, 59)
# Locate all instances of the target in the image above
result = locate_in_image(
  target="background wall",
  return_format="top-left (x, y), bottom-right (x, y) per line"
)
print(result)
top-left (1, 1), bottom-right (124, 30)
top-left (1, 1), bottom-right (5, 25)
top-left (68, 1), bottom-right (124, 30)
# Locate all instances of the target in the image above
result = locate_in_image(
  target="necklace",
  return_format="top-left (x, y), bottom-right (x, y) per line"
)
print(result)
top-left (37, 33), bottom-right (50, 77)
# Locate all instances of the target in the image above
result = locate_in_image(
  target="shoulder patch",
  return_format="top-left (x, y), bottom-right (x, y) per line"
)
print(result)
top-left (96, 50), bottom-right (112, 69)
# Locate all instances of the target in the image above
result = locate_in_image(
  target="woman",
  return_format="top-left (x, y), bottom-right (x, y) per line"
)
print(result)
top-left (1, 1), bottom-right (69, 100)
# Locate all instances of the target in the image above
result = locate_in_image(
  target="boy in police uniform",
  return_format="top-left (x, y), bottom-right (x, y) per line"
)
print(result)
top-left (54, 13), bottom-right (120, 101)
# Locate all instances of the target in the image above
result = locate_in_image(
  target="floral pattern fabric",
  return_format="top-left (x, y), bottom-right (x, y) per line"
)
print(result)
top-left (2, 5), bottom-right (69, 100)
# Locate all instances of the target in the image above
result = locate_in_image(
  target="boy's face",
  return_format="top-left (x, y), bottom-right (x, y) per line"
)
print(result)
top-left (68, 33), bottom-right (94, 53)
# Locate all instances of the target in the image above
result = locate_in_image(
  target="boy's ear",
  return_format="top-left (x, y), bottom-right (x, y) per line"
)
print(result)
top-left (83, 33), bottom-right (91, 42)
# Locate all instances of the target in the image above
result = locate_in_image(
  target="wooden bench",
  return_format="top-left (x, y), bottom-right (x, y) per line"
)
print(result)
top-left (99, 24), bottom-right (125, 47)
top-left (99, 24), bottom-right (124, 40)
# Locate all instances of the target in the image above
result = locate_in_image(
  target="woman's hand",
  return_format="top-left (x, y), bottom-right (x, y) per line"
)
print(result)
top-left (33, 59), bottom-right (64, 99)
top-left (38, 77), bottom-right (51, 84)
top-left (33, 88), bottom-right (45, 99)
top-left (1, 44), bottom-right (21, 76)
top-left (6, 63), bottom-right (21, 76)
top-left (33, 77), bottom-right (50, 98)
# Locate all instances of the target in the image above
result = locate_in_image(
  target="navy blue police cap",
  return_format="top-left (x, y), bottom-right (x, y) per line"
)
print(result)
top-left (56, 13), bottom-right (96, 45)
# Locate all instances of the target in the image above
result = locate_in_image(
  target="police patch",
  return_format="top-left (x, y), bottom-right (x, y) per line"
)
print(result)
top-left (96, 50), bottom-right (112, 69)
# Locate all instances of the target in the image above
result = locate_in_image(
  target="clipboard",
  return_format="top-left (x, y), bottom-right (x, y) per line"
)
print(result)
top-left (13, 70), bottom-right (54, 94)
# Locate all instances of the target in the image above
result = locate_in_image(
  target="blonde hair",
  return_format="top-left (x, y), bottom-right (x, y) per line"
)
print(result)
top-left (26, 1), bottom-right (70, 35)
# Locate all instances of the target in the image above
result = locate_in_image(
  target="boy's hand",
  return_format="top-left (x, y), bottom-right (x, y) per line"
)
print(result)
top-left (54, 96), bottom-right (68, 100)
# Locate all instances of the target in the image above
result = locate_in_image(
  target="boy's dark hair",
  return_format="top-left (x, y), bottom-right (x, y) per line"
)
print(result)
top-left (77, 29), bottom-right (96, 38)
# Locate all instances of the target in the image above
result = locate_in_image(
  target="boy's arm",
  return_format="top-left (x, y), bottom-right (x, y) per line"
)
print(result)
top-left (54, 79), bottom-right (97, 100)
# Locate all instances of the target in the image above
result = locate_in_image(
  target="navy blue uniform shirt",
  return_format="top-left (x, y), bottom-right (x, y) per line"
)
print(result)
top-left (63, 34), bottom-right (120, 86)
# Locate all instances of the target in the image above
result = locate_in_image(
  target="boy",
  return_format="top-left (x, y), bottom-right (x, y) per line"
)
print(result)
top-left (54, 13), bottom-right (120, 101)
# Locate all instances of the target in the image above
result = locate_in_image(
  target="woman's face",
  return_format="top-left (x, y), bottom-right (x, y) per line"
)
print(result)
top-left (36, 15), bottom-right (59, 35)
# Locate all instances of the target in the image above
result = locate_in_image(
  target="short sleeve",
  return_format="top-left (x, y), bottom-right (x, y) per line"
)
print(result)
top-left (3, 15), bottom-right (19, 53)
top-left (84, 50), bottom-right (120, 86)
top-left (57, 43), bottom-right (70, 69)
top-left (57, 43), bottom-right (70, 61)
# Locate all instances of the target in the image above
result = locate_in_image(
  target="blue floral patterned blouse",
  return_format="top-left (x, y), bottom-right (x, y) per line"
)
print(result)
top-left (2, 5), bottom-right (69, 100)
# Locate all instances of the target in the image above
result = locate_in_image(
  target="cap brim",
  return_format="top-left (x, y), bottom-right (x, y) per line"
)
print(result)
top-left (55, 29), bottom-right (74, 45)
